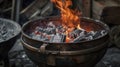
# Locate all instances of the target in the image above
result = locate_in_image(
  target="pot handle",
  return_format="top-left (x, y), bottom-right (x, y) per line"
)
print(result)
top-left (39, 43), bottom-right (56, 66)
top-left (39, 43), bottom-right (48, 53)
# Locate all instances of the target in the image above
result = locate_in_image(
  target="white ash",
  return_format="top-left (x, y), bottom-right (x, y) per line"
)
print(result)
top-left (73, 30), bottom-right (107, 43)
top-left (69, 29), bottom-right (85, 38)
top-left (48, 22), bottom-right (56, 28)
top-left (30, 22), bottom-right (107, 43)
top-left (0, 23), bottom-right (15, 42)
top-left (50, 33), bottom-right (66, 42)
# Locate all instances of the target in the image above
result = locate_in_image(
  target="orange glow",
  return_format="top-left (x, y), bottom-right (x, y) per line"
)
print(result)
top-left (66, 37), bottom-right (71, 43)
top-left (77, 24), bottom-right (81, 30)
top-left (51, 0), bottom-right (82, 42)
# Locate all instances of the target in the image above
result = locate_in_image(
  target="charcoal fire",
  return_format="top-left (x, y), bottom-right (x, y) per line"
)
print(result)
top-left (30, 21), bottom-right (107, 43)
top-left (30, 0), bottom-right (107, 43)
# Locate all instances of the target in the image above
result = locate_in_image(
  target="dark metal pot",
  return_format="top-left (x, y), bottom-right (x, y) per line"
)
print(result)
top-left (0, 18), bottom-right (21, 62)
top-left (21, 16), bottom-right (110, 67)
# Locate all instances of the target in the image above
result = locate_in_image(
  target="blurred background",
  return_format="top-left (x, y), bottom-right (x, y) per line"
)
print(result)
top-left (0, 0), bottom-right (120, 67)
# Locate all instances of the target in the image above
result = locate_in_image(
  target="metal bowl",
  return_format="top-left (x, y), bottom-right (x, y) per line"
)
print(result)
top-left (0, 18), bottom-right (21, 61)
top-left (21, 16), bottom-right (110, 67)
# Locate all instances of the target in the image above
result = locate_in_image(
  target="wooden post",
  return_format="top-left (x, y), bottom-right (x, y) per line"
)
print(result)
top-left (82, 0), bottom-right (92, 17)
top-left (11, 0), bottom-right (21, 22)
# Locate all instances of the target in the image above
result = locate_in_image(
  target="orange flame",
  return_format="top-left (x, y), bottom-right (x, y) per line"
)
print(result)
top-left (51, 0), bottom-right (82, 42)
top-left (51, 0), bottom-right (81, 28)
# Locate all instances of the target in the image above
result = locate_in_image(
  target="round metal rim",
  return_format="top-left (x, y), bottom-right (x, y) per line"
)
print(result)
top-left (21, 37), bottom-right (108, 55)
top-left (0, 18), bottom-right (21, 43)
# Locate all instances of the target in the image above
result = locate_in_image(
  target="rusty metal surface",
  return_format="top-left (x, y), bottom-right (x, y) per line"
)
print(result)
top-left (21, 16), bottom-right (109, 51)
top-left (8, 42), bottom-right (120, 67)
top-left (22, 17), bottom-right (109, 41)
top-left (22, 41), bottom-right (107, 67)
top-left (21, 16), bottom-right (110, 67)
top-left (21, 38), bottom-right (108, 55)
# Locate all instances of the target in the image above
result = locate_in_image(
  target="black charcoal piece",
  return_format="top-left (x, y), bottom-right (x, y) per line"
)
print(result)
top-left (45, 27), bottom-right (56, 34)
top-left (48, 22), bottom-right (56, 28)
top-left (31, 21), bottom-right (107, 43)
top-left (101, 30), bottom-right (107, 36)
top-left (35, 27), bottom-right (45, 33)
top-left (86, 31), bottom-right (96, 37)
top-left (69, 29), bottom-right (82, 38)
top-left (72, 36), bottom-right (86, 43)
top-left (93, 30), bottom-right (104, 38)
top-left (85, 36), bottom-right (93, 40)
top-left (79, 30), bottom-right (86, 37)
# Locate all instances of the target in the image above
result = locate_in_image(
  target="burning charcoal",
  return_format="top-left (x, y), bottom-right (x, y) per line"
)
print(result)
top-left (101, 30), bottom-right (107, 36)
top-left (48, 22), bottom-right (56, 28)
top-left (79, 29), bottom-right (87, 37)
top-left (85, 36), bottom-right (93, 40)
top-left (69, 29), bottom-right (86, 39)
top-left (55, 26), bottom-right (66, 34)
top-left (31, 31), bottom-right (52, 42)
top-left (40, 35), bottom-right (50, 41)
top-left (30, 18), bottom-right (108, 43)
top-left (72, 35), bottom-right (86, 43)
top-left (45, 27), bottom-right (56, 34)
top-left (72, 32), bottom-right (87, 42)
top-left (86, 31), bottom-right (96, 36)
top-left (50, 33), bottom-right (66, 43)
top-left (38, 27), bottom-right (45, 32)
top-left (71, 29), bottom-right (89, 42)
top-left (93, 30), bottom-right (106, 39)
top-left (32, 34), bottom-right (42, 40)
top-left (74, 29), bottom-right (82, 34)
top-left (57, 26), bottom-right (63, 30)
top-left (69, 29), bottom-right (82, 38)
top-left (29, 32), bottom-right (35, 37)
top-left (35, 27), bottom-right (45, 33)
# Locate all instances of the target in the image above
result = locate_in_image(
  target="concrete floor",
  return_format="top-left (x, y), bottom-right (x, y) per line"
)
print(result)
top-left (9, 39), bottom-right (23, 53)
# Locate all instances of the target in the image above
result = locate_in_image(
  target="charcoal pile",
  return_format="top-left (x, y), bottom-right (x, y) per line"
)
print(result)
top-left (0, 22), bottom-right (15, 42)
top-left (30, 21), bottom-right (107, 43)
